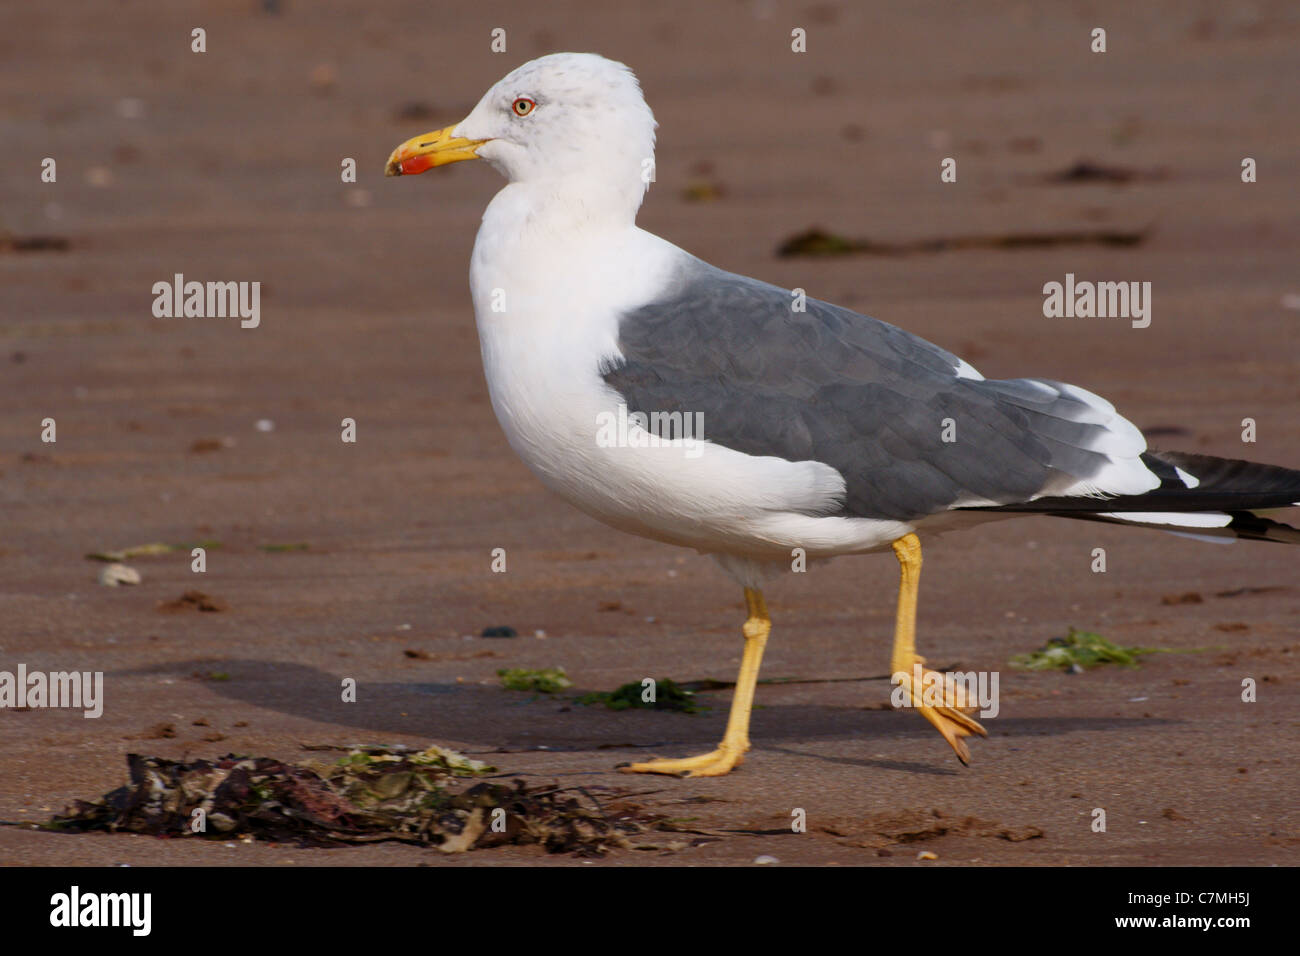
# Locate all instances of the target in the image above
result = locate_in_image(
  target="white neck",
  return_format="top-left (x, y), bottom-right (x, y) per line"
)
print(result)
top-left (494, 177), bottom-right (644, 234)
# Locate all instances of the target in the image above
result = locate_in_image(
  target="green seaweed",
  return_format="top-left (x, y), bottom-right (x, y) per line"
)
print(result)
top-left (1010, 628), bottom-right (1190, 671)
top-left (575, 678), bottom-right (705, 714)
top-left (498, 667), bottom-right (572, 694)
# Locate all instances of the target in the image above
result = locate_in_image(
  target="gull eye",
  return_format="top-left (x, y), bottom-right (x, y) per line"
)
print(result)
top-left (512, 97), bottom-right (536, 117)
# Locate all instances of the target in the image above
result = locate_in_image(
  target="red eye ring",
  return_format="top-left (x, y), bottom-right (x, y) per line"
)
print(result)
top-left (512, 97), bottom-right (536, 117)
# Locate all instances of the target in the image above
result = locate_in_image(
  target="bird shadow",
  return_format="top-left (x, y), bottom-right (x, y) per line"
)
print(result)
top-left (761, 712), bottom-right (1167, 776)
top-left (114, 658), bottom-right (1174, 770)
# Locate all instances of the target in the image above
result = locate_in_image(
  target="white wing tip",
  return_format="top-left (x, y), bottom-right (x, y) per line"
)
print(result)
top-left (1097, 511), bottom-right (1232, 528)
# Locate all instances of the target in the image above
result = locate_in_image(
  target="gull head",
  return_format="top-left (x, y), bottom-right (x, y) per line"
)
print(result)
top-left (385, 53), bottom-right (657, 207)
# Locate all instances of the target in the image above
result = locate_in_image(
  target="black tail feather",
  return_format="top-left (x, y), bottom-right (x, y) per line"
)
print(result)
top-left (959, 450), bottom-right (1300, 544)
top-left (1043, 508), bottom-right (1300, 545)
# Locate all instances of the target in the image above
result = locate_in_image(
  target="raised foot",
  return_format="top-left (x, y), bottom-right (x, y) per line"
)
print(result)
top-left (894, 660), bottom-right (988, 765)
top-left (918, 702), bottom-right (986, 765)
top-left (617, 747), bottom-right (745, 777)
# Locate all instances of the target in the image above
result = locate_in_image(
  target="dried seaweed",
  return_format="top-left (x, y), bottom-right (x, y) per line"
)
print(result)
top-left (777, 226), bottom-right (1148, 258)
top-left (820, 808), bottom-right (1044, 848)
top-left (43, 746), bottom-right (682, 855)
top-left (1041, 160), bottom-right (1169, 184)
top-left (0, 235), bottom-right (70, 253)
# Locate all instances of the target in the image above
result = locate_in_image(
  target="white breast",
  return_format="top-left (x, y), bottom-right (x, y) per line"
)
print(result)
top-left (466, 184), bottom-right (910, 559)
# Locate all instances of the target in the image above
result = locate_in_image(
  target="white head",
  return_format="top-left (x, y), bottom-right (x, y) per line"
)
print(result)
top-left (386, 53), bottom-right (657, 219)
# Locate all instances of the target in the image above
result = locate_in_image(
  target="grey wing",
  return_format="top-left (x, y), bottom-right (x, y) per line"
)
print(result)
top-left (602, 257), bottom-right (1134, 521)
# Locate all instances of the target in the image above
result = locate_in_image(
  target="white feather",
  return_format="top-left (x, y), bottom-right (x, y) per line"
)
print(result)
top-left (1097, 512), bottom-right (1232, 528)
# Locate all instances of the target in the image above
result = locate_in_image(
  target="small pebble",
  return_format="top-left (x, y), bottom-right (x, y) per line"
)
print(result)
top-left (309, 63), bottom-right (337, 93)
top-left (917, 850), bottom-right (938, 861)
top-left (481, 626), bottom-right (518, 638)
top-left (754, 855), bottom-right (779, 865)
top-left (99, 563), bottom-right (141, 587)
top-left (114, 97), bottom-right (145, 119)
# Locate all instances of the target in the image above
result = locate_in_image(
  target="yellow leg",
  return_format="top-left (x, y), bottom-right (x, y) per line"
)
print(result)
top-left (619, 587), bottom-right (770, 777)
top-left (890, 533), bottom-right (986, 764)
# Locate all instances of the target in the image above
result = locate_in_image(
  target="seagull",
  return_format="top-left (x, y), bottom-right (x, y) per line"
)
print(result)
top-left (386, 53), bottom-right (1300, 777)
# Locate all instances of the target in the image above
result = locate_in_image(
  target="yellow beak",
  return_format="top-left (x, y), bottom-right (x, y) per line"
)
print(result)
top-left (384, 124), bottom-right (487, 177)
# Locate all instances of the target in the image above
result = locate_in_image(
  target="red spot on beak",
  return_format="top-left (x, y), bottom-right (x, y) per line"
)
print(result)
top-left (397, 154), bottom-right (436, 176)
